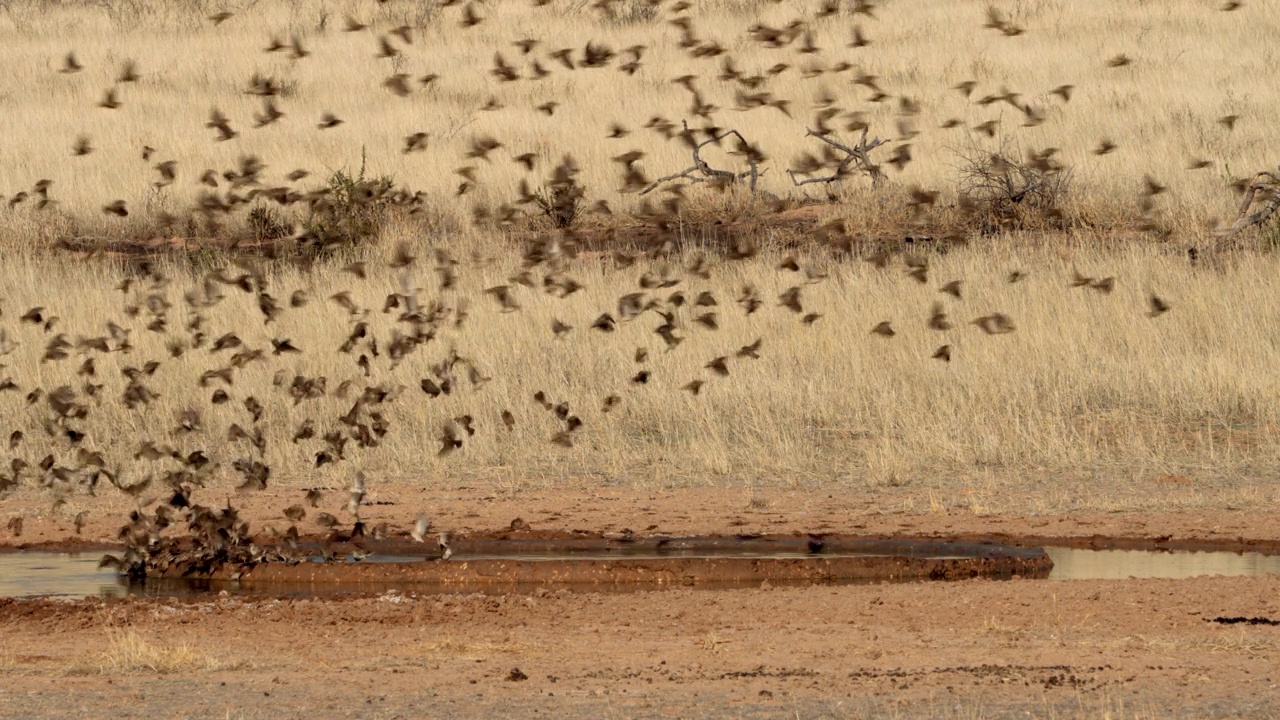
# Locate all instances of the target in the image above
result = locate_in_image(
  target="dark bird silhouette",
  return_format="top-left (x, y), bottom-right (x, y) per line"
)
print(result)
top-left (60, 51), bottom-right (83, 74)
top-left (206, 108), bottom-right (238, 141)
top-left (705, 357), bottom-right (729, 376)
top-left (98, 87), bottom-right (121, 109)
top-left (117, 60), bottom-right (139, 83)
top-left (871, 321), bottom-right (895, 337)
top-left (1147, 293), bottom-right (1170, 318)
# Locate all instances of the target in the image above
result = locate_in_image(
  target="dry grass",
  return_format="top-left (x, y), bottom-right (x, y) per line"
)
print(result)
top-left (420, 636), bottom-right (534, 660)
top-left (1, 0), bottom-right (1279, 523)
top-left (1113, 630), bottom-right (1277, 658)
top-left (0, 0), bottom-right (1277, 248)
top-left (92, 628), bottom-right (229, 674)
top-left (1, 230), bottom-right (1280, 516)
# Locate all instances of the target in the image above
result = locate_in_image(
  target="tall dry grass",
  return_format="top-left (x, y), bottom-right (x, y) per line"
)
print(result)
top-left (0, 0), bottom-right (1276, 247)
top-left (2, 227), bottom-right (1279, 514)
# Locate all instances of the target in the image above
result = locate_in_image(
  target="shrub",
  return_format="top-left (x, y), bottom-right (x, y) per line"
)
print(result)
top-left (955, 138), bottom-right (1072, 233)
top-left (303, 146), bottom-right (398, 249)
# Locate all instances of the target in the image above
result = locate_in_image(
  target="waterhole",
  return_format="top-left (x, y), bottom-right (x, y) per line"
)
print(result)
top-left (2, 539), bottom-right (1278, 600)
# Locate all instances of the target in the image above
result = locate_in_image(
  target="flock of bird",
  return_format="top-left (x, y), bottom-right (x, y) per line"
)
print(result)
top-left (1, 0), bottom-right (1244, 579)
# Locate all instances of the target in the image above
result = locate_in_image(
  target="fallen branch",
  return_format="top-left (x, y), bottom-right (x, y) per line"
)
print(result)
top-left (788, 127), bottom-right (888, 188)
top-left (640, 123), bottom-right (766, 195)
top-left (1219, 167), bottom-right (1280, 241)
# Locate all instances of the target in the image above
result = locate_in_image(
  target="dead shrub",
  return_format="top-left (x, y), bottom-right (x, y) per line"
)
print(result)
top-left (955, 138), bottom-right (1072, 233)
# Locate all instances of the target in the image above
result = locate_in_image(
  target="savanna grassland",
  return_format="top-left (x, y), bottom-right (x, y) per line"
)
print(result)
top-left (7, 3), bottom-right (1280, 720)
top-left (0, 0), bottom-right (1279, 530)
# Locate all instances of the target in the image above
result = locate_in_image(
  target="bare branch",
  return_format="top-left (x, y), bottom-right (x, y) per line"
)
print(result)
top-left (639, 123), bottom-right (768, 196)
top-left (787, 127), bottom-right (888, 188)
top-left (1219, 168), bottom-right (1280, 241)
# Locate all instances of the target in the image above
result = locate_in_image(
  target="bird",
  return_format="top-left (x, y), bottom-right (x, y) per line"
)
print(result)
top-left (484, 285), bottom-right (520, 312)
top-left (98, 88), bottom-right (121, 109)
top-left (848, 24), bottom-right (870, 48)
top-left (318, 112), bottom-right (343, 129)
top-left (871, 321), bottom-right (895, 337)
top-left (972, 313), bottom-right (1016, 334)
top-left (928, 304), bottom-right (953, 331)
top-left (1141, 175), bottom-right (1167, 197)
top-left (705, 357), bottom-right (729, 376)
top-left (117, 60), bottom-right (139, 83)
top-left (411, 516), bottom-right (431, 543)
top-left (932, 345), bottom-right (952, 362)
top-left (348, 472), bottom-right (366, 515)
top-left (384, 74), bottom-right (412, 97)
top-left (206, 108), bottom-right (237, 140)
top-left (60, 51), bottom-right (83, 74)
top-left (1147, 293), bottom-right (1170, 317)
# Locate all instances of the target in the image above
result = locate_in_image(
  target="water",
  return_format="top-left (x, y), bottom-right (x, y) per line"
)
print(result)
top-left (1044, 547), bottom-right (1280, 580)
top-left (0, 552), bottom-right (127, 600)
top-left (2, 546), bottom-right (1278, 600)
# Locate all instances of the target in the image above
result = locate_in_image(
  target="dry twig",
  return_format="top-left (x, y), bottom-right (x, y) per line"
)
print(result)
top-left (1219, 167), bottom-right (1280, 241)
top-left (788, 127), bottom-right (888, 188)
top-left (640, 122), bottom-right (767, 195)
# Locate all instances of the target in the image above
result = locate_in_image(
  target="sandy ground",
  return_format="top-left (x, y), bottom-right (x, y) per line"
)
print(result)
top-left (4, 485), bottom-right (1280, 552)
top-left (3, 488), bottom-right (1280, 719)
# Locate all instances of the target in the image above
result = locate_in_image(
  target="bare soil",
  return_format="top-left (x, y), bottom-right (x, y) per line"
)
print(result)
top-left (2, 488), bottom-right (1280, 719)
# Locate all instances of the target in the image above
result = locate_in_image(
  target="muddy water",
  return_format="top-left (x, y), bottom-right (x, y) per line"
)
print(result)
top-left (1044, 547), bottom-right (1280, 580)
top-left (3, 546), bottom-right (1279, 600)
top-left (0, 552), bottom-right (127, 600)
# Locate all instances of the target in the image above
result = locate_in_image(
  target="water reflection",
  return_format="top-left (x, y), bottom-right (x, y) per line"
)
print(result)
top-left (3, 546), bottom-right (1279, 599)
top-left (1045, 547), bottom-right (1280, 580)
top-left (0, 552), bottom-right (124, 599)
